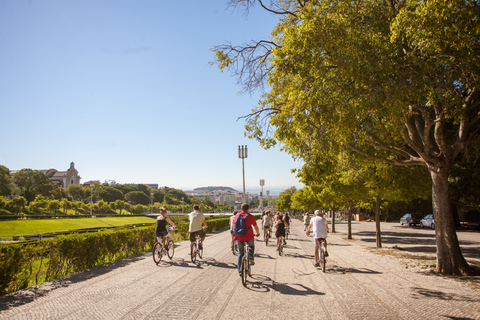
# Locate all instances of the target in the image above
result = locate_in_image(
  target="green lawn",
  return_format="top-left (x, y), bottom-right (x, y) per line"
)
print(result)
top-left (0, 217), bottom-right (157, 237)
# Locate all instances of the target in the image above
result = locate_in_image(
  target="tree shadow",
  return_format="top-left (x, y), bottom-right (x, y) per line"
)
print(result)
top-left (412, 287), bottom-right (477, 303)
top-left (0, 253), bottom-right (148, 311)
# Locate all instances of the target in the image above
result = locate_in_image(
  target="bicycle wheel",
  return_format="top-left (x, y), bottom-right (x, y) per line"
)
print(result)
top-left (241, 256), bottom-right (247, 287)
top-left (166, 239), bottom-right (174, 260)
top-left (198, 241), bottom-right (203, 259)
top-left (265, 234), bottom-right (269, 246)
top-left (191, 242), bottom-right (197, 264)
top-left (153, 242), bottom-right (162, 264)
top-left (278, 238), bottom-right (283, 256)
top-left (286, 229), bottom-right (289, 240)
top-left (320, 242), bottom-right (326, 272)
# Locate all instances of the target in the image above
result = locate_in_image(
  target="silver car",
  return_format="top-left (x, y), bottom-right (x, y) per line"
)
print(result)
top-left (420, 214), bottom-right (435, 229)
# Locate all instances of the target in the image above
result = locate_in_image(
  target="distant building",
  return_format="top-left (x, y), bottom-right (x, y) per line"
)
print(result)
top-left (10, 162), bottom-right (81, 188)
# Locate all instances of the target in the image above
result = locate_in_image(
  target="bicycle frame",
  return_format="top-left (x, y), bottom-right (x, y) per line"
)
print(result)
top-left (240, 241), bottom-right (252, 287)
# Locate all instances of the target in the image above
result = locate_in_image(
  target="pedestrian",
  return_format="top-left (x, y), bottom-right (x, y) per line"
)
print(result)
top-left (307, 210), bottom-right (329, 267)
top-left (234, 203), bottom-right (260, 276)
top-left (189, 205), bottom-right (208, 250)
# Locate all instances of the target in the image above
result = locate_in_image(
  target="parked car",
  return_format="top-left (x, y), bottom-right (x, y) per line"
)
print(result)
top-left (420, 214), bottom-right (435, 229)
top-left (400, 213), bottom-right (422, 227)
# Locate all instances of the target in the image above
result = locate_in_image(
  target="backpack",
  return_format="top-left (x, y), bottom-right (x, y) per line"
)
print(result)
top-left (234, 213), bottom-right (250, 236)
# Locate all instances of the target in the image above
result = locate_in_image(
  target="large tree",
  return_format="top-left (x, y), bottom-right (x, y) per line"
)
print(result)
top-left (0, 165), bottom-right (14, 197)
top-left (12, 169), bottom-right (56, 203)
top-left (214, 0), bottom-right (480, 275)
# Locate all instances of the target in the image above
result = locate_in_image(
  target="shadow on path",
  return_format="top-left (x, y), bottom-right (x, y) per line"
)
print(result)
top-left (0, 253), bottom-right (148, 312)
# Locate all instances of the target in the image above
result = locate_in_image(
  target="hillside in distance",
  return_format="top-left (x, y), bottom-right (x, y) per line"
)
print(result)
top-left (193, 186), bottom-right (238, 193)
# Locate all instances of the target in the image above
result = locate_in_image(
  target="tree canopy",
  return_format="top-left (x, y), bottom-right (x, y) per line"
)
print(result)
top-left (214, 0), bottom-right (480, 275)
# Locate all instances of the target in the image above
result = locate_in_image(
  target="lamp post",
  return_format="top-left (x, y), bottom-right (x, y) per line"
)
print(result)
top-left (260, 179), bottom-right (265, 212)
top-left (238, 145), bottom-right (248, 203)
top-left (150, 192), bottom-right (154, 214)
top-left (266, 190), bottom-right (270, 208)
top-left (90, 182), bottom-right (94, 216)
top-left (182, 196), bottom-right (184, 214)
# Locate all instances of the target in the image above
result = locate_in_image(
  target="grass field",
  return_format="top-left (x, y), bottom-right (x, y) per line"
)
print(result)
top-left (0, 216), bottom-right (157, 237)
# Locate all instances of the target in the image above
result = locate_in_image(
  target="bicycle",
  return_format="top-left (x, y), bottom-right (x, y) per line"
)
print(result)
top-left (231, 237), bottom-right (238, 255)
top-left (285, 227), bottom-right (290, 240)
top-left (153, 226), bottom-right (175, 264)
top-left (239, 241), bottom-right (253, 287)
top-left (264, 228), bottom-right (271, 246)
top-left (317, 238), bottom-right (327, 272)
top-left (191, 227), bottom-right (206, 264)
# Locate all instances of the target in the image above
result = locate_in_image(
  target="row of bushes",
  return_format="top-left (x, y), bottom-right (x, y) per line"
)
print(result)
top-left (0, 216), bottom-right (233, 296)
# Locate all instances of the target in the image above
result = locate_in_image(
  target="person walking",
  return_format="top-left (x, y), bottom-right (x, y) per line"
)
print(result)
top-left (307, 210), bottom-right (329, 267)
top-left (234, 203), bottom-right (260, 275)
top-left (189, 205), bottom-right (208, 250)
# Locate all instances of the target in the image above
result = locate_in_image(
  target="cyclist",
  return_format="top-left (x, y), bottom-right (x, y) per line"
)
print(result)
top-left (303, 212), bottom-right (311, 231)
top-left (189, 205), bottom-right (208, 250)
top-left (234, 203), bottom-right (260, 275)
top-left (155, 208), bottom-right (177, 248)
top-left (229, 210), bottom-right (238, 250)
top-left (262, 210), bottom-right (273, 241)
top-left (275, 214), bottom-right (289, 248)
top-left (307, 210), bottom-right (329, 267)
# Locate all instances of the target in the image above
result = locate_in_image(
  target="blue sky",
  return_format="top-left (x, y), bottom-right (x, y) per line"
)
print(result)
top-left (0, 0), bottom-right (303, 194)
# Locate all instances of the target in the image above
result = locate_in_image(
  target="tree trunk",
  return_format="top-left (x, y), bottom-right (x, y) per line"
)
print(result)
top-left (430, 168), bottom-right (473, 275)
top-left (347, 201), bottom-right (353, 239)
top-left (331, 206), bottom-right (336, 233)
top-left (375, 194), bottom-right (382, 248)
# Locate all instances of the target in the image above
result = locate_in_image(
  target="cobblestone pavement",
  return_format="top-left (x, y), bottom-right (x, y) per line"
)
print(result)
top-left (1, 219), bottom-right (479, 320)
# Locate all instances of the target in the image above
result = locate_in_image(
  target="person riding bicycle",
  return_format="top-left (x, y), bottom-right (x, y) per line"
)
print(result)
top-left (189, 205), bottom-right (208, 250)
top-left (307, 210), bottom-right (329, 267)
top-left (262, 210), bottom-right (273, 241)
top-left (274, 215), bottom-right (289, 248)
top-left (229, 210), bottom-right (238, 250)
top-left (234, 203), bottom-right (260, 276)
top-left (303, 212), bottom-right (311, 231)
top-left (155, 208), bottom-right (177, 248)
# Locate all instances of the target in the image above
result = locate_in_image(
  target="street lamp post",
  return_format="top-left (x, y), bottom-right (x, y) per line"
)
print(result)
top-left (260, 179), bottom-right (265, 212)
top-left (90, 182), bottom-right (94, 216)
top-left (150, 192), bottom-right (154, 214)
top-left (182, 196), bottom-right (184, 214)
top-left (238, 145), bottom-right (248, 203)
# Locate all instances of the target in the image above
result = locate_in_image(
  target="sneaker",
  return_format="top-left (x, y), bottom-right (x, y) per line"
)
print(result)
top-left (239, 273), bottom-right (242, 277)
top-left (198, 244), bottom-right (203, 250)
top-left (284, 240), bottom-right (287, 245)
top-left (325, 251), bottom-right (329, 257)
top-left (249, 258), bottom-right (255, 265)
top-left (314, 263), bottom-right (320, 267)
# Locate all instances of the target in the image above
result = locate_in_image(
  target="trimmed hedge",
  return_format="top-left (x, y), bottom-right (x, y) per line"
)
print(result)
top-left (0, 216), bottom-right (235, 296)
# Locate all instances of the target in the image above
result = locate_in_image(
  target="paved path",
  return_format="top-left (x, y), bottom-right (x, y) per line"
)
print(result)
top-left (1, 219), bottom-right (479, 320)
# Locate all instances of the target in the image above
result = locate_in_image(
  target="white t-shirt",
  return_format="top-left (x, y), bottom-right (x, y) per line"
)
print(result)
top-left (189, 210), bottom-right (204, 233)
top-left (229, 215), bottom-right (235, 231)
top-left (309, 215), bottom-right (328, 239)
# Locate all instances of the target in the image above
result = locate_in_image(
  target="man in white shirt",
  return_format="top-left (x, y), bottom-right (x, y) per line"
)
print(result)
top-left (189, 205), bottom-right (207, 249)
top-left (308, 210), bottom-right (329, 267)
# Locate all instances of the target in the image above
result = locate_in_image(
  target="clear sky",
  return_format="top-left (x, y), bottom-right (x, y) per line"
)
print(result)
top-left (0, 0), bottom-right (303, 195)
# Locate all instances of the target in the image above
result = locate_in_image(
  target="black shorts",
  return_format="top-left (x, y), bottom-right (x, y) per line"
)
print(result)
top-left (155, 231), bottom-right (168, 238)
top-left (190, 229), bottom-right (206, 242)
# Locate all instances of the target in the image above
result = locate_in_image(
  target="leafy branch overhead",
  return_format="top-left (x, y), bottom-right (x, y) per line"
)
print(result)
top-left (213, 0), bottom-right (480, 276)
